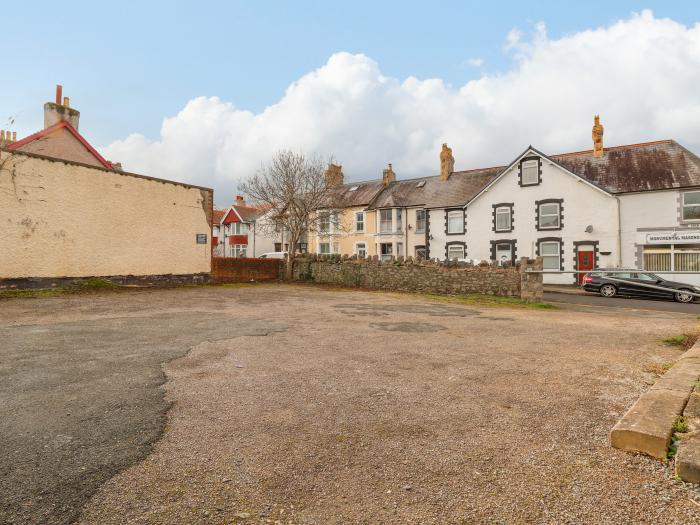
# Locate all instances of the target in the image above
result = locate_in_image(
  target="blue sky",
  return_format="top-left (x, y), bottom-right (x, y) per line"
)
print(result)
top-left (2, 2), bottom-right (700, 203)
top-left (2, 1), bottom-right (697, 144)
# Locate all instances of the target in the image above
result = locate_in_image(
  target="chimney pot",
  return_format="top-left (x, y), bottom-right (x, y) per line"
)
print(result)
top-left (63, 96), bottom-right (70, 108)
top-left (12, 131), bottom-right (16, 142)
top-left (56, 84), bottom-right (63, 105)
top-left (235, 195), bottom-right (245, 206)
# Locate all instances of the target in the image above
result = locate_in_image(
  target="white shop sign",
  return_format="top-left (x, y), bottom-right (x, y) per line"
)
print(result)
top-left (645, 231), bottom-right (700, 244)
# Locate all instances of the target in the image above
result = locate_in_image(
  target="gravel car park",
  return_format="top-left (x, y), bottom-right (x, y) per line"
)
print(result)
top-left (2, 284), bottom-right (700, 524)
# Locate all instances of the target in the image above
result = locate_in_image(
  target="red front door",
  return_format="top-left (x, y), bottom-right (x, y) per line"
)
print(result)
top-left (577, 250), bottom-right (594, 285)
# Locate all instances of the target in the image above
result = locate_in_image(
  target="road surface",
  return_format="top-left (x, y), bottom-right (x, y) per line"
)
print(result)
top-left (544, 291), bottom-right (700, 315)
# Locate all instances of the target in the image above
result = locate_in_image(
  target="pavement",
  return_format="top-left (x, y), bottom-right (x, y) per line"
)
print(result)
top-left (2, 285), bottom-right (700, 524)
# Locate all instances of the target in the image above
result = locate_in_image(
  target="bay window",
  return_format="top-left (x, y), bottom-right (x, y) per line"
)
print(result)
top-left (380, 209), bottom-right (392, 233)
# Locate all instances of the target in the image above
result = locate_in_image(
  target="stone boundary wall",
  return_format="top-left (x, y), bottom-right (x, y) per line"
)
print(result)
top-left (212, 257), bottom-right (282, 283)
top-left (287, 255), bottom-right (544, 301)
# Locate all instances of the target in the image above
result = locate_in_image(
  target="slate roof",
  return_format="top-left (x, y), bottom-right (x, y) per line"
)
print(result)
top-left (323, 179), bottom-right (387, 208)
top-left (552, 140), bottom-right (700, 193)
top-left (366, 167), bottom-right (503, 209)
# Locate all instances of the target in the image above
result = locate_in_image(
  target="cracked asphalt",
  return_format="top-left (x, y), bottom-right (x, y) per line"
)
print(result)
top-left (0, 302), bottom-right (286, 525)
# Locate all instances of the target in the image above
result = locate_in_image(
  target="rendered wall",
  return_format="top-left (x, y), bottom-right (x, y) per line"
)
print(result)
top-left (431, 154), bottom-right (620, 285)
top-left (0, 151), bottom-right (213, 279)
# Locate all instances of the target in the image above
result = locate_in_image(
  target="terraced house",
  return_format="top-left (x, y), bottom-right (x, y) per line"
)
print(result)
top-left (308, 164), bottom-right (385, 257)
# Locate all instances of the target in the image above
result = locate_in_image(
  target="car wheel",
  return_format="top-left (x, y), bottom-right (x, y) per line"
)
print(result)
top-left (600, 284), bottom-right (617, 298)
top-left (675, 289), bottom-right (695, 303)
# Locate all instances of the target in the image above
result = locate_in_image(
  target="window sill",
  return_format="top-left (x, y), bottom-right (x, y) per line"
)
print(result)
top-left (446, 231), bottom-right (465, 235)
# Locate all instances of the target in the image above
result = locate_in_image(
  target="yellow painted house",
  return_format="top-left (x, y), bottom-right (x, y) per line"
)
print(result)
top-left (308, 164), bottom-right (390, 257)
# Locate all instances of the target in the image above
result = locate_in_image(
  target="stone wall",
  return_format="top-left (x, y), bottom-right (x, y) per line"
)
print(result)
top-left (286, 255), bottom-right (544, 301)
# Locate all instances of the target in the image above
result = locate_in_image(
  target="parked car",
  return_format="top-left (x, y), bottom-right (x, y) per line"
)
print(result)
top-left (258, 252), bottom-right (287, 259)
top-left (582, 269), bottom-right (699, 303)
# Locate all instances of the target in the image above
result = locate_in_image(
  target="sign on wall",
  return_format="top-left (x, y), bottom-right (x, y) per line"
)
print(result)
top-left (196, 233), bottom-right (208, 244)
top-left (645, 231), bottom-right (700, 244)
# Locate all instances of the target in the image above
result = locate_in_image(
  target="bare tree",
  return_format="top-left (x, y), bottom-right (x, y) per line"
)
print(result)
top-left (239, 150), bottom-right (346, 279)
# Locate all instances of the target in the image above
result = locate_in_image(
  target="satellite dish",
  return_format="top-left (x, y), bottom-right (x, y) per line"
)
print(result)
top-left (585, 225), bottom-right (593, 233)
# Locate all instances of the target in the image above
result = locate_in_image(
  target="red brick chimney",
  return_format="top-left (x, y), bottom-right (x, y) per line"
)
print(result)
top-left (235, 195), bottom-right (245, 206)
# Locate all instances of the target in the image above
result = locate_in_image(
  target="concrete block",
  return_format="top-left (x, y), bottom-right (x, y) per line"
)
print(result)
top-left (610, 389), bottom-right (689, 459)
top-left (680, 344), bottom-right (700, 361)
top-left (685, 392), bottom-right (700, 432)
top-left (676, 432), bottom-right (700, 483)
top-left (650, 360), bottom-right (700, 394)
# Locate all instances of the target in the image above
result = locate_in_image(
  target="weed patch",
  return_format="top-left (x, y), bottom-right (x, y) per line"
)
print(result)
top-left (661, 333), bottom-right (699, 350)
top-left (672, 416), bottom-right (689, 434)
top-left (644, 361), bottom-right (674, 377)
top-left (0, 278), bottom-right (119, 299)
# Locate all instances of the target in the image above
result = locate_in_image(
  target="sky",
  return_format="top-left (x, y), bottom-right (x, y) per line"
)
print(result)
top-left (2, 1), bottom-right (700, 205)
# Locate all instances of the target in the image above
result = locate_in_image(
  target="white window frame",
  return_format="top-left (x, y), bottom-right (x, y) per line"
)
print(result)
top-left (396, 209), bottom-right (403, 232)
top-left (447, 210), bottom-right (464, 234)
top-left (521, 160), bottom-right (539, 185)
top-left (538, 203), bottom-right (561, 230)
top-left (318, 242), bottom-right (331, 254)
top-left (447, 244), bottom-right (465, 261)
top-left (355, 242), bottom-right (367, 258)
top-left (415, 209), bottom-right (426, 234)
top-left (355, 211), bottom-right (365, 232)
top-left (540, 241), bottom-right (561, 271)
top-left (318, 212), bottom-right (331, 234)
top-left (495, 207), bottom-right (511, 232)
top-left (379, 209), bottom-right (392, 234)
top-left (233, 244), bottom-right (247, 258)
top-left (682, 191), bottom-right (700, 222)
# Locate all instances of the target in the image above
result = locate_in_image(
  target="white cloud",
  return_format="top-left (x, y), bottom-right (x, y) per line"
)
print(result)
top-left (466, 57), bottom-right (484, 67)
top-left (100, 10), bottom-right (700, 206)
